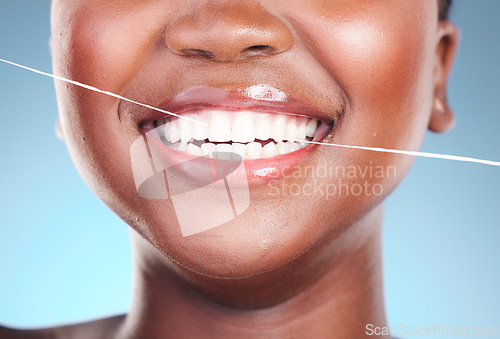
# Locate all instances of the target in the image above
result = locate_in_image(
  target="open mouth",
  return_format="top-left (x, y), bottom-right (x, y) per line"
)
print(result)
top-left (152, 110), bottom-right (331, 160)
top-left (132, 86), bottom-right (339, 187)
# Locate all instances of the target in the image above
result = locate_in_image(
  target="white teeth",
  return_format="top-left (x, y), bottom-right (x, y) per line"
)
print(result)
top-left (297, 119), bottom-right (307, 141)
top-left (160, 112), bottom-right (324, 159)
top-left (232, 111), bottom-right (255, 143)
top-left (216, 144), bottom-right (232, 160)
top-left (172, 140), bottom-right (305, 159)
top-left (272, 115), bottom-right (287, 142)
top-left (255, 115), bottom-right (272, 141)
top-left (246, 142), bottom-right (262, 159)
top-left (209, 112), bottom-right (232, 142)
top-left (187, 143), bottom-right (201, 156)
top-left (179, 119), bottom-right (193, 144)
top-left (288, 141), bottom-right (300, 152)
top-left (231, 143), bottom-right (247, 160)
top-left (192, 120), bottom-right (209, 141)
top-left (262, 142), bottom-right (277, 158)
top-left (277, 142), bottom-right (291, 155)
top-left (285, 119), bottom-right (299, 141)
top-left (177, 142), bottom-right (188, 153)
top-left (201, 143), bottom-right (216, 158)
top-left (164, 122), bottom-right (170, 140)
top-left (166, 120), bottom-right (181, 143)
top-left (163, 113), bottom-right (320, 144)
top-left (306, 119), bottom-right (318, 138)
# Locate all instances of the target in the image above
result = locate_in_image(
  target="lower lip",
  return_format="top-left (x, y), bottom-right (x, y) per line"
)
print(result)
top-left (146, 135), bottom-right (318, 188)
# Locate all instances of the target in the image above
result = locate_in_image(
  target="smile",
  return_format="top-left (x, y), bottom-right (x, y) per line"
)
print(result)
top-left (137, 85), bottom-right (339, 185)
top-left (154, 110), bottom-right (330, 160)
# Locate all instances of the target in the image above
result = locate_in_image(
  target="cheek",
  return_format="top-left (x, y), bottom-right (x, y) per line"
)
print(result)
top-left (292, 2), bottom-right (437, 152)
top-left (50, 2), bottom-right (174, 225)
top-left (274, 2), bottom-right (440, 223)
top-left (52, 2), bottom-right (171, 92)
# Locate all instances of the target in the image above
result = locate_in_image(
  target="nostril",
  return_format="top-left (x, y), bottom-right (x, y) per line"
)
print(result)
top-left (180, 49), bottom-right (215, 59)
top-left (165, 3), bottom-right (295, 62)
top-left (243, 45), bottom-right (275, 57)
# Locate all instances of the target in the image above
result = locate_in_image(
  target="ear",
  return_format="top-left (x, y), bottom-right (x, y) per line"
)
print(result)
top-left (429, 21), bottom-right (459, 133)
top-left (55, 117), bottom-right (65, 141)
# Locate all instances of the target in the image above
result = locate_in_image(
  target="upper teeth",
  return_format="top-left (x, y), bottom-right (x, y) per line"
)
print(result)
top-left (157, 110), bottom-right (321, 159)
top-left (162, 111), bottom-right (318, 143)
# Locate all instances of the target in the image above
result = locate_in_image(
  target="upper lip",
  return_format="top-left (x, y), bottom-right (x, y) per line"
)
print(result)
top-left (133, 85), bottom-right (343, 130)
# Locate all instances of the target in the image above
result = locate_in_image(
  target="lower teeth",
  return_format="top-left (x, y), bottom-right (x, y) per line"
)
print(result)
top-left (162, 138), bottom-right (312, 160)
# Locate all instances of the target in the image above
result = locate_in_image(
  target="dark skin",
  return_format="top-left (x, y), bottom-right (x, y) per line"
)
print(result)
top-left (1, 0), bottom-right (457, 338)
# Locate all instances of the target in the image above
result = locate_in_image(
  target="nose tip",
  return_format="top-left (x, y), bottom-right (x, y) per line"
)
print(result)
top-left (165, 2), bottom-right (294, 62)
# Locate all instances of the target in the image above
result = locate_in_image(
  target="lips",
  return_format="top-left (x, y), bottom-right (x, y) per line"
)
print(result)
top-left (137, 85), bottom-right (336, 186)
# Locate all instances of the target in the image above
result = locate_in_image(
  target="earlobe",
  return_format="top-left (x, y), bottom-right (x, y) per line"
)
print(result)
top-left (55, 118), bottom-right (65, 141)
top-left (429, 21), bottom-right (459, 133)
top-left (429, 95), bottom-right (455, 132)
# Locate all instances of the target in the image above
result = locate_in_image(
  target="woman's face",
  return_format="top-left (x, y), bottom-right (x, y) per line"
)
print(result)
top-left (51, 0), bottom-right (455, 282)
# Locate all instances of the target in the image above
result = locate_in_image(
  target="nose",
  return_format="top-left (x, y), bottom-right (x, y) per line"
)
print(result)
top-left (165, 1), bottom-right (295, 62)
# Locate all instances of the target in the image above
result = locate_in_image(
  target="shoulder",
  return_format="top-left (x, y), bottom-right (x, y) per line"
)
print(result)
top-left (0, 315), bottom-right (126, 339)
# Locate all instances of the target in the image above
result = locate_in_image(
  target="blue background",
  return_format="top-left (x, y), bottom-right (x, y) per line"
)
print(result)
top-left (0, 1), bottom-right (499, 337)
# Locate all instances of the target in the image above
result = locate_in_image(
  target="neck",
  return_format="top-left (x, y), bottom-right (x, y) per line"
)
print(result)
top-left (120, 206), bottom-right (388, 339)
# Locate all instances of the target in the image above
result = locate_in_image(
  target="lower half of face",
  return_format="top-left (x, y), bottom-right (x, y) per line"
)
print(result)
top-left (52, 0), bottom-right (438, 285)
